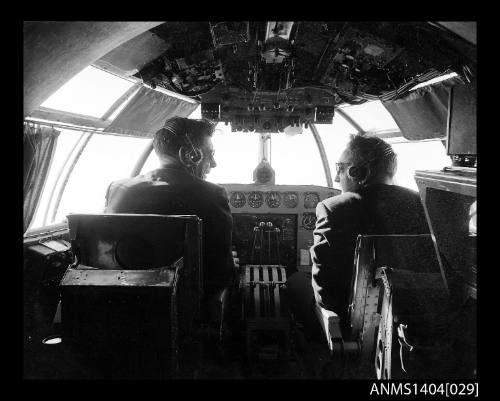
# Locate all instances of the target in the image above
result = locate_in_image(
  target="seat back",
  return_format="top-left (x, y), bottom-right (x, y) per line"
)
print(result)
top-left (348, 234), bottom-right (441, 338)
top-left (67, 213), bottom-right (195, 269)
top-left (347, 234), bottom-right (449, 379)
top-left (61, 213), bottom-right (203, 378)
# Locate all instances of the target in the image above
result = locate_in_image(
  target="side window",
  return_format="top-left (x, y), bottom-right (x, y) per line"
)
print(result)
top-left (54, 134), bottom-right (151, 222)
top-left (26, 65), bottom-right (200, 233)
top-left (389, 139), bottom-right (450, 191)
top-left (28, 129), bottom-right (151, 231)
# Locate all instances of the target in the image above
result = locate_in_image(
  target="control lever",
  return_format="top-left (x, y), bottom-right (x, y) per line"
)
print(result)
top-left (397, 323), bottom-right (414, 373)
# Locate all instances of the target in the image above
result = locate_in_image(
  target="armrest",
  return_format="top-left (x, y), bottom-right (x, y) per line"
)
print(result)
top-left (314, 303), bottom-right (342, 352)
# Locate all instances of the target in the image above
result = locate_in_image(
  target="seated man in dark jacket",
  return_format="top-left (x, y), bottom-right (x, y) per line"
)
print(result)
top-left (104, 116), bottom-right (236, 315)
top-left (287, 134), bottom-right (429, 335)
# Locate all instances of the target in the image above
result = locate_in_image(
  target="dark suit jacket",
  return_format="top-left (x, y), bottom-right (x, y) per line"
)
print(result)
top-left (104, 166), bottom-right (235, 298)
top-left (310, 184), bottom-right (429, 320)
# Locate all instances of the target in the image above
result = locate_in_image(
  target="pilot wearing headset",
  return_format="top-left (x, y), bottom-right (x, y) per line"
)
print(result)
top-left (104, 116), bottom-right (236, 325)
top-left (287, 134), bottom-right (429, 337)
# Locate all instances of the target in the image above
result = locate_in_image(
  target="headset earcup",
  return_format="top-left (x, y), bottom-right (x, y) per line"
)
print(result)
top-left (348, 165), bottom-right (367, 181)
top-left (348, 166), bottom-right (358, 180)
top-left (180, 146), bottom-right (203, 166)
top-left (357, 166), bottom-right (368, 181)
top-left (190, 148), bottom-right (203, 165)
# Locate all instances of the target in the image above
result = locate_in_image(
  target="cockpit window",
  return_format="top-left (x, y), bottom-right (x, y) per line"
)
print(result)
top-left (40, 66), bottom-right (136, 119)
top-left (206, 126), bottom-right (261, 184)
top-left (270, 128), bottom-right (328, 186)
top-left (388, 138), bottom-right (451, 190)
top-left (339, 100), bottom-right (400, 133)
top-left (54, 134), bottom-right (151, 222)
top-left (27, 128), bottom-right (151, 231)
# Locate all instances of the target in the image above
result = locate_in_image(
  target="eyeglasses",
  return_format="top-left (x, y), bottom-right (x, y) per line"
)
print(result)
top-left (335, 162), bottom-right (350, 175)
top-left (206, 149), bottom-right (215, 160)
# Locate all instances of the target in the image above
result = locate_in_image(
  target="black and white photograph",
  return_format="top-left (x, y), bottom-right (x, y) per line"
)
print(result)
top-left (23, 21), bottom-right (477, 384)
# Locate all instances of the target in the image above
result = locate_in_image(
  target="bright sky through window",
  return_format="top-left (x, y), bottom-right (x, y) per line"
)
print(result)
top-left (340, 100), bottom-right (400, 133)
top-left (41, 66), bottom-right (135, 118)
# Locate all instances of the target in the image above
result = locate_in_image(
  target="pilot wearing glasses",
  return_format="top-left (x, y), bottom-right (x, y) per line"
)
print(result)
top-left (287, 134), bottom-right (429, 336)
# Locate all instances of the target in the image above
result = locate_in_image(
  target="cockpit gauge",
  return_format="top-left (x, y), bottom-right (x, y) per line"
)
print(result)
top-left (304, 192), bottom-right (320, 209)
top-left (248, 191), bottom-right (264, 208)
top-left (265, 191), bottom-right (282, 208)
top-left (230, 191), bottom-right (246, 208)
top-left (302, 213), bottom-right (317, 230)
top-left (283, 192), bottom-right (299, 208)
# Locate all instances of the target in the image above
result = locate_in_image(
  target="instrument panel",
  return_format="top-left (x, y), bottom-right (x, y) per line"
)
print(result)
top-left (227, 187), bottom-right (335, 211)
top-left (223, 184), bottom-right (340, 273)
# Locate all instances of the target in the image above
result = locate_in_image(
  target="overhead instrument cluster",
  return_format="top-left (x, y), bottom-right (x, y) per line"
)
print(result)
top-left (116, 21), bottom-right (474, 132)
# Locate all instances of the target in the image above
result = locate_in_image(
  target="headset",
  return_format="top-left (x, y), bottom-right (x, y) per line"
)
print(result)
top-left (347, 142), bottom-right (395, 182)
top-left (181, 134), bottom-right (203, 166)
top-left (162, 118), bottom-right (204, 167)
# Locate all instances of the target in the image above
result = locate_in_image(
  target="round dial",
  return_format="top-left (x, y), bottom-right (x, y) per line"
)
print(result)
top-left (304, 192), bottom-right (320, 209)
top-left (230, 191), bottom-right (246, 208)
top-left (283, 192), bottom-right (299, 208)
top-left (248, 191), bottom-right (264, 208)
top-left (302, 213), bottom-right (317, 230)
top-left (266, 191), bottom-right (281, 208)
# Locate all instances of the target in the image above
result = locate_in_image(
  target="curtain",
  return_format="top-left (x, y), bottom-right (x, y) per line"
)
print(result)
top-left (382, 78), bottom-right (461, 140)
top-left (23, 123), bottom-right (60, 233)
top-left (104, 86), bottom-right (199, 137)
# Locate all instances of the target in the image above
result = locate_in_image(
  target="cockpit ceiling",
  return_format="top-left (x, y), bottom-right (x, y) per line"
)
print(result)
top-left (95, 21), bottom-right (476, 107)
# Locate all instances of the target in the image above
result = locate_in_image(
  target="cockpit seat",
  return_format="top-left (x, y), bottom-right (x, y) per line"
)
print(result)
top-left (60, 213), bottom-right (205, 378)
top-left (315, 234), bottom-right (454, 379)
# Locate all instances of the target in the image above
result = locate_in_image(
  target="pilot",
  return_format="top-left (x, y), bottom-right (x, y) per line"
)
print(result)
top-left (287, 134), bottom-right (429, 335)
top-left (104, 116), bottom-right (236, 320)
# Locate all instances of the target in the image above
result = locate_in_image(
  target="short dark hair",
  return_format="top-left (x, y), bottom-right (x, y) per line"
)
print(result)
top-left (347, 134), bottom-right (397, 178)
top-left (153, 116), bottom-right (215, 158)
